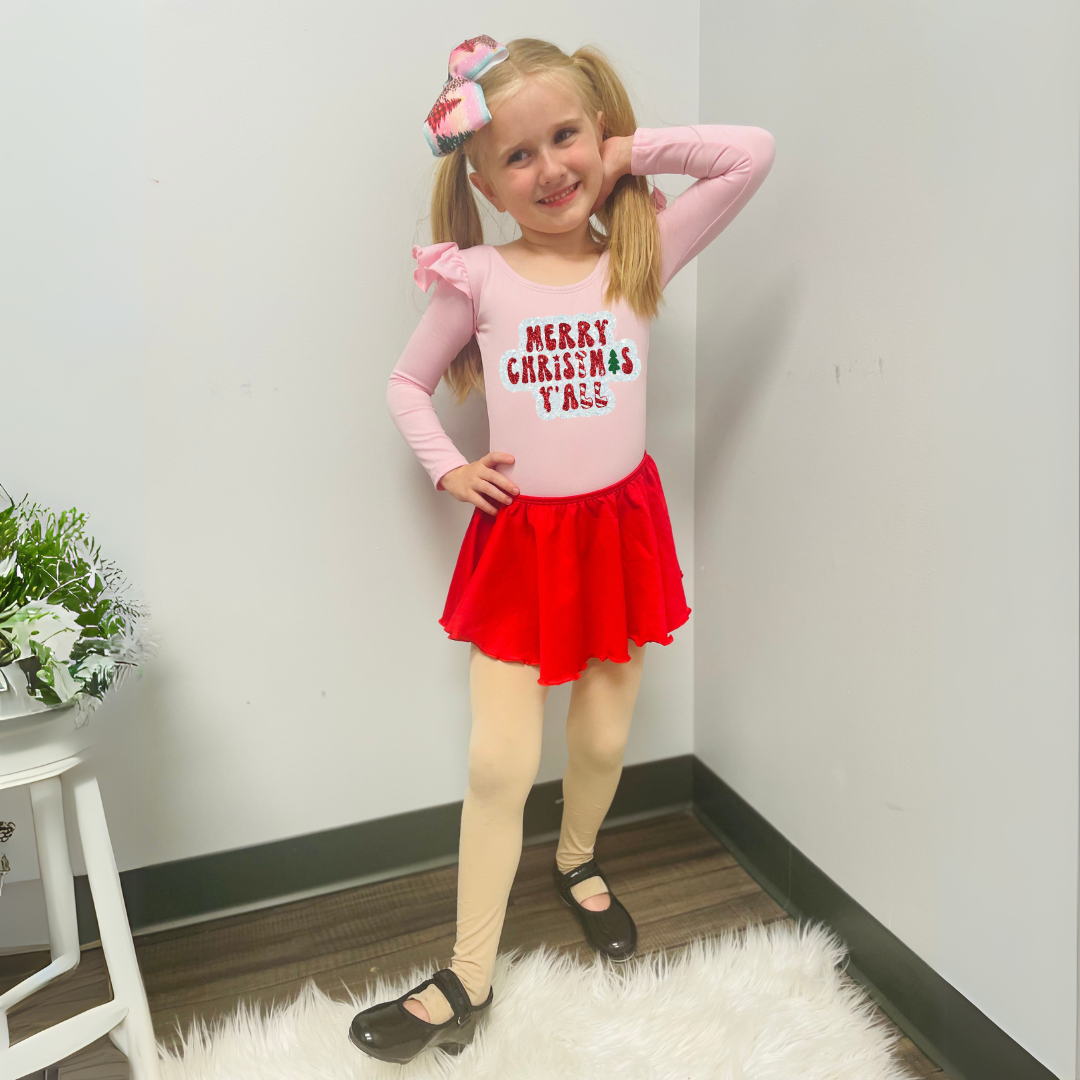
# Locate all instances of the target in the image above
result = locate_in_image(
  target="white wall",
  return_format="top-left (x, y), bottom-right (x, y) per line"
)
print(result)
top-left (694, 2), bottom-right (1078, 1077)
top-left (0, 0), bottom-right (144, 945)
top-left (0, 2), bottom-right (699, 946)
top-left (939, 4), bottom-right (1078, 1073)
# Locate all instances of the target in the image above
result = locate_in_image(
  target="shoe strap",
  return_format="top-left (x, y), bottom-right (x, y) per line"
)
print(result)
top-left (431, 967), bottom-right (474, 1023)
top-left (561, 857), bottom-right (603, 888)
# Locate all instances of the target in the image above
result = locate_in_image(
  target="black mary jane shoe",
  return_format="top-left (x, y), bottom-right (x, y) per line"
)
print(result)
top-left (553, 857), bottom-right (637, 962)
top-left (348, 966), bottom-right (494, 1064)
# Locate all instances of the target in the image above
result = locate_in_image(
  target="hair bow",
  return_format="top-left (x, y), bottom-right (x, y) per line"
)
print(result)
top-left (423, 36), bottom-right (509, 158)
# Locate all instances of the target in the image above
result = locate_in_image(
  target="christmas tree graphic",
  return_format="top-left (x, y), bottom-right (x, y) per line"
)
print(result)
top-left (608, 349), bottom-right (619, 374)
top-left (435, 130), bottom-right (471, 155)
top-left (427, 95), bottom-right (462, 130)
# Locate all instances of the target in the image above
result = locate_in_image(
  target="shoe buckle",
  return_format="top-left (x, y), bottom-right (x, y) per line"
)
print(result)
top-left (456, 1013), bottom-right (468, 1027)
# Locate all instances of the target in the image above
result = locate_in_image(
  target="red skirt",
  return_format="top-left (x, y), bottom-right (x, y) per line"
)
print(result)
top-left (439, 452), bottom-right (691, 685)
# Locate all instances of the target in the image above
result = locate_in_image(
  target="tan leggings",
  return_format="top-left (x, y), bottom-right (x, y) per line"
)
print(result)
top-left (409, 640), bottom-right (646, 1024)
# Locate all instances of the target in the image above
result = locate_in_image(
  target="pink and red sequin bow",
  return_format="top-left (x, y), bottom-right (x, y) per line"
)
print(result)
top-left (423, 36), bottom-right (509, 158)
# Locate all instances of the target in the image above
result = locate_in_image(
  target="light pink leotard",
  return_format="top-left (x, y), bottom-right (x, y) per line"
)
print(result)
top-left (387, 124), bottom-right (776, 498)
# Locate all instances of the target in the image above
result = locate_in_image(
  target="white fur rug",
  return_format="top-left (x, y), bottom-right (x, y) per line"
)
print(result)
top-left (158, 921), bottom-right (914, 1080)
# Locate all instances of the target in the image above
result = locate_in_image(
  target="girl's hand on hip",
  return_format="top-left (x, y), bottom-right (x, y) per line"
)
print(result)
top-left (440, 452), bottom-right (519, 515)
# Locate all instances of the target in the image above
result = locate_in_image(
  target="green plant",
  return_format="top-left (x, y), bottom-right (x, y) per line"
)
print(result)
top-left (0, 483), bottom-right (150, 718)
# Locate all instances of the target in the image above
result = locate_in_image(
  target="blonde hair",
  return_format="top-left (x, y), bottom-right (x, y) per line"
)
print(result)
top-left (429, 38), bottom-right (663, 403)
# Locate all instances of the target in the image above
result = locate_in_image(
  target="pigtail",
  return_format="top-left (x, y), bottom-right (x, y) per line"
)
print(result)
top-left (432, 144), bottom-right (484, 250)
top-left (430, 146), bottom-right (486, 403)
top-left (572, 46), bottom-right (663, 320)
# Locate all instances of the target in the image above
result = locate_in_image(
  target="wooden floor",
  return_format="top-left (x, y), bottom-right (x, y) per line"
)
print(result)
top-left (3, 810), bottom-right (947, 1079)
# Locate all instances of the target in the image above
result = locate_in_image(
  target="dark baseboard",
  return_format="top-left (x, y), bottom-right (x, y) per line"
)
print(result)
top-left (73, 753), bottom-right (695, 942)
top-left (64, 751), bottom-right (1056, 1080)
top-left (691, 756), bottom-right (1059, 1080)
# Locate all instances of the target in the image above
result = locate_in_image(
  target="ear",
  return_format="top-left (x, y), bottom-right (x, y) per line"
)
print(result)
top-left (469, 170), bottom-right (506, 214)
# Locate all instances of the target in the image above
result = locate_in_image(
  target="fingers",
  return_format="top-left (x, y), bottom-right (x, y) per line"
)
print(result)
top-left (478, 452), bottom-right (519, 497)
top-left (481, 467), bottom-right (518, 497)
top-left (476, 478), bottom-right (514, 506)
top-left (443, 453), bottom-right (520, 515)
top-left (477, 449), bottom-right (518, 498)
top-left (464, 472), bottom-right (515, 516)
top-left (469, 490), bottom-right (499, 516)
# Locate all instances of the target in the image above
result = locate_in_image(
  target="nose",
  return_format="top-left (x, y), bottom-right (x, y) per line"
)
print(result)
top-left (536, 148), bottom-right (567, 188)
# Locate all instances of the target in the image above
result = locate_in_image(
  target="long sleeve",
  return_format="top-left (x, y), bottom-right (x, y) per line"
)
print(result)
top-left (386, 276), bottom-right (475, 490)
top-left (630, 124), bottom-right (776, 287)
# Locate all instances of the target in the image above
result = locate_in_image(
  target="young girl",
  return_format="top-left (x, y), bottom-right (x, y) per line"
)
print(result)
top-left (349, 36), bottom-right (774, 1064)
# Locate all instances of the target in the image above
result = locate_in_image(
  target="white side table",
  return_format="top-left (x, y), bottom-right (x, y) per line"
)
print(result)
top-left (0, 665), bottom-right (159, 1080)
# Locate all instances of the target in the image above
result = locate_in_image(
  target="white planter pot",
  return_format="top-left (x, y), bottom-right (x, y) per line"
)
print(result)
top-left (0, 663), bottom-right (96, 786)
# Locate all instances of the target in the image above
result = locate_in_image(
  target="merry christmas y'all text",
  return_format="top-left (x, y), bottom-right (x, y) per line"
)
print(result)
top-left (499, 310), bottom-right (641, 419)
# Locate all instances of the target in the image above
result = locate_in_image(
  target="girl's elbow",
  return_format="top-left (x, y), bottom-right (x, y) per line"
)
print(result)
top-left (752, 128), bottom-right (776, 176)
top-left (386, 373), bottom-right (415, 421)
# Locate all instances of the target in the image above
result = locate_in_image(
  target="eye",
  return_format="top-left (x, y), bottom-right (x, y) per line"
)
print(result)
top-left (554, 127), bottom-right (577, 143)
top-left (507, 148), bottom-right (527, 165)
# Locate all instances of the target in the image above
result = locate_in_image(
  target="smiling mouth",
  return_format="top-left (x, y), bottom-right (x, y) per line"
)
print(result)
top-left (537, 182), bottom-right (580, 206)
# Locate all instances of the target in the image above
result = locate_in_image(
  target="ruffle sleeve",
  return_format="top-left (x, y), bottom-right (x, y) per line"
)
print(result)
top-left (388, 242), bottom-right (476, 491)
top-left (412, 241), bottom-right (473, 300)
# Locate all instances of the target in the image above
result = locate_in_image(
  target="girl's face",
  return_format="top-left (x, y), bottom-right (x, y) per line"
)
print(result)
top-left (469, 75), bottom-right (604, 238)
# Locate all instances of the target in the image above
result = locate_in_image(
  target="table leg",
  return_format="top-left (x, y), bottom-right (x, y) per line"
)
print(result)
top-left (0, 779), bottom-right (81, 1053)
top-left (71, 774), bottom-right (159, 1080)
top-left (30, 778), bottom-right (80, 971)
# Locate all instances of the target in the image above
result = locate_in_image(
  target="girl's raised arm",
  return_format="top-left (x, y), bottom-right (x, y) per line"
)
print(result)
top-left (387, 275), bottom-right (474, 490)
top-left (630, 124), bottom-right (776, 287)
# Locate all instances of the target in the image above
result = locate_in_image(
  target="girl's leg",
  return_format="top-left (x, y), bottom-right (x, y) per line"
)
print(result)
top-left (406, 644), bottom-right (549, 1024)
top-left (555, 640), bottom-right (646, 908)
